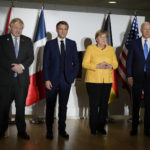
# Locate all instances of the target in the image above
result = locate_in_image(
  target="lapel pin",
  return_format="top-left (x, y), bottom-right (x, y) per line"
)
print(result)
top-left (20, 39), bottom-right (24, 42)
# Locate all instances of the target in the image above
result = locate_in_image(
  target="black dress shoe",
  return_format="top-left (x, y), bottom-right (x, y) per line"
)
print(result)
top-left (59, 131), bottom-right (69, 139)
top-left (91, 130), bottom-right (96, 135)
top-left (46, 132), bottom-right (53, 140)
top-left (98, 129), bottom-right (107, 135)
top-left (130, 129), bottom-right (137, 136)
top-left (18, 132), bottom-right (30, 140)
top-left (144, 130), bottom-right (150, 137)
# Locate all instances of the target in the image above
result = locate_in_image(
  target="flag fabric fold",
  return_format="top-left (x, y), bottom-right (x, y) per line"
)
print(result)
top-left (103, 13), bottom-right (118, 104)
top-left (118, 15), bottom-right (139, 95)
top-left (4, 6), bottom-right (13, 34)
top-left (26, 7), bottom-right (47, 106)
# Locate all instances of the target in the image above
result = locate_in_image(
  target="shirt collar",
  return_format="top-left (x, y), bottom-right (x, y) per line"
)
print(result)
top-left (57, 37), bottom-right (66, 43)
top-left (11, 34), bottom-right (20, 40)
top-left (142, 37), bottom-right (150, 43)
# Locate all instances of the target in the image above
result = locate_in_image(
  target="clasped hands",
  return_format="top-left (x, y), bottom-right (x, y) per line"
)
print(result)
top-left (96, 62), bottom-right (112, 69)
top-left (11, 63), bottom-right (23, 74)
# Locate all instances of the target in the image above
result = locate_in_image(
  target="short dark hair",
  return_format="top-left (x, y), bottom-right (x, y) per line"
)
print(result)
top-left (56, 21), bottom-right (69, 29)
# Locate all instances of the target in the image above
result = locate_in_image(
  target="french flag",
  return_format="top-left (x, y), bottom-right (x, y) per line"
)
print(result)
top-left (26, 7), bottom-right (47, 106)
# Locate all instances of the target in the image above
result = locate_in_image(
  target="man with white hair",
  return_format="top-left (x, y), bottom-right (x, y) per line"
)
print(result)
top-left (127, 22), bottom-right (150, 136)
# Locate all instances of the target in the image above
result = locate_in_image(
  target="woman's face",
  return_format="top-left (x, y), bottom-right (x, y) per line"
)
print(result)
top-left (96, 34), bottom-right (107, 46)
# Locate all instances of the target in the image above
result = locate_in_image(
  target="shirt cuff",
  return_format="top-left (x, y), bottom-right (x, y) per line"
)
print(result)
top-left (20, 64), bottom-right (25, 70)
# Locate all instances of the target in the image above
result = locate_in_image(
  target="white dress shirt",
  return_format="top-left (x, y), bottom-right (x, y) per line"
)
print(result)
top-left (11, 34), bottom-right (20, 50)
top-left (57, 37), bottom-right (66, 53)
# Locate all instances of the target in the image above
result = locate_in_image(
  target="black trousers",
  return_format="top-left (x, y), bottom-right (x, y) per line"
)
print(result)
top-left (86, 83), bottom-right (112, 132)
top-left (0, 78), bottom-right (28, 136)
top-left (46, 74), bottom-right (71, 133)
top-left (132, 76), bottom-right (150, 131)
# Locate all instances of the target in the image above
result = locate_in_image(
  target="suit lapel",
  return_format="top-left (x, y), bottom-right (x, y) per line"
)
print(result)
top-left (138, 38), bottom-right (146, 60)
top-left (146, 39), bottom-right (150, 60)
top-left (54, 38), bottom-right (61, 57)
top-left (65, 39), bottom-right (69, 57)
top-left (138, 38), bottom-right (150, 60)
top-left (18, 35), bottom-right (25, 58)
top-left (7, 34), bottom-right (16, 58)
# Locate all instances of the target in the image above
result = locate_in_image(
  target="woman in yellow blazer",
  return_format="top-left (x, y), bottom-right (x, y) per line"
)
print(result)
top-left (82, 30), bottom-right (118, 135)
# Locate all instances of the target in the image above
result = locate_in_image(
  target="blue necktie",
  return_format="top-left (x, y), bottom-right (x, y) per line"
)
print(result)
top-left (14, 37), bottom-right (19, 77)
top-left (14, 37), bottom-right (19, 58)
top-left (144, 40), bottom-right (148, 72)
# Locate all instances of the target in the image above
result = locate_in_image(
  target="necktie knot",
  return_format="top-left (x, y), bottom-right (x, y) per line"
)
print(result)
top-left (61, 40), bottom-right (64, 46)
top-left (145, 40), bottom-right (147, 44)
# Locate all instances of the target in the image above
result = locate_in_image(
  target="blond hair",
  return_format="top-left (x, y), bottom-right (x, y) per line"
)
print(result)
top-left (95, 29), bottom-right (107, 40)
top-left (10, 18), bottom-right (24, 28)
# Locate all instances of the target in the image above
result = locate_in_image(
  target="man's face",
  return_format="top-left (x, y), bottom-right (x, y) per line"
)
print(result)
top-left (141, 23), bottom-right (150, 39)
top-left (11, 23), bottom-right (23, 37)
top-left (56, 24), bottom-right (68, 39)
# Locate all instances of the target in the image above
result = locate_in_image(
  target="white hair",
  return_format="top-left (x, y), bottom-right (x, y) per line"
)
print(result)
top-left (141, 22), bottom-right (150, 29)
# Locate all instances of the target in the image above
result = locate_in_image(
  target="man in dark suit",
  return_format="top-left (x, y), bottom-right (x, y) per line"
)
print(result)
top-left (127, 22), bottom-right (150, 136)
top-left (43, 21), bottom-right (79, 139)
top-left (0, 18), bottom-right (34, 140)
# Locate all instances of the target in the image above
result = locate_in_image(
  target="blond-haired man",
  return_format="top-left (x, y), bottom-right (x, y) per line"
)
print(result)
top-left (0, 18), bottom-right (34, 140)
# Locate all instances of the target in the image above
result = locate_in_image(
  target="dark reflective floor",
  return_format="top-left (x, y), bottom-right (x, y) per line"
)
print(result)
top-left (0, 118), bottom-right (149, 150)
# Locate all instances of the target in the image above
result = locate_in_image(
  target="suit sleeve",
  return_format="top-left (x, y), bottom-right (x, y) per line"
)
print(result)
top-left (72, 41), bottom-right (79, 78)
top-left (0, 36), bottom-right (12, 72)
top-left (126, 43), bottom-right (134, 77)
top-left (112, 48), bottom-right (118, 69)
top-left (22, 38), bottom-right (34, 69)
top-left (43, 42), bottom-right (50, 81)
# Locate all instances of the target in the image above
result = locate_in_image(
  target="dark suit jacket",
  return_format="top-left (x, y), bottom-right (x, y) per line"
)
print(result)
top-left (126, 37), bottom-right (150, 87)
top-left (0, 34), bottom-right (34, 87)
top-left (43, 38), bottom-right (79, 86)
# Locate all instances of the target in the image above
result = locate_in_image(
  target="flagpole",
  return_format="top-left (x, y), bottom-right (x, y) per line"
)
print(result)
top-left (42, 0), bottom-right (45, 7)
top-left (11, 0), bottom-right (14, 7)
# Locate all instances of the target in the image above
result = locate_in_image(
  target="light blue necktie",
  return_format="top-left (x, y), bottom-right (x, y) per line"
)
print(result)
top-left (14, 37), bottom-right (19, 77)
top-left (14, 37), bottom-right (19, 58)
top-left (144, 40), bottom-right (148, 72)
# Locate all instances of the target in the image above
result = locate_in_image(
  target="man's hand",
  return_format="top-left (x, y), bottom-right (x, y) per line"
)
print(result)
top-left (128, 77), bottom-right (133, 87)
top-left (45, 80), bottom-right (53, 90)
top-left (11, 64), bottom-right (23, 74)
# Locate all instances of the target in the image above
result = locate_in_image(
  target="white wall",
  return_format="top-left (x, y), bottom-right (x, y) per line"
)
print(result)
top-left (0, 6), bottom-right (145, 117)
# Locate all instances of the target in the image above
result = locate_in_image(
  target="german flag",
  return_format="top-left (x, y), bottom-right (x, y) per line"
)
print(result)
top-left (103, 13), bottom-right (118, 103)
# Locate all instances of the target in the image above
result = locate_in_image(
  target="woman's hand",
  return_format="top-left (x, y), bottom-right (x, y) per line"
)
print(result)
top-left (96, 62), bottom-right (112, 69)
top-left (96, 62), bottom-right (107, 69)
top-left (105, 64), bottom-right (113, 69)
